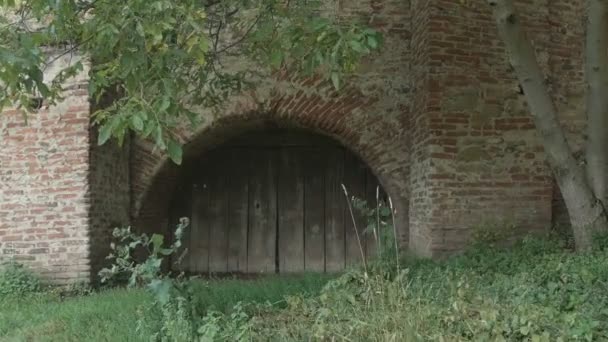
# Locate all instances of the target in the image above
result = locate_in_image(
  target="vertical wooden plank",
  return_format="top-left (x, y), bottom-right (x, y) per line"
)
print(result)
top-left (226, 148), bottom-right (249, 273)
top-left (277, 147), bottom-right (305, 272)
top-left (190, 175), bottom-right (210, 274)
top-left (304, 148), bottom-right (326, 272)
top-left (247, 149), bottom-right (278, 273)
top-left (324, 148), bottom-right (345, 272)
top-left (208, 152), bottom-right (228, 273)
top-left (344, 153), bottom-right (367, 268)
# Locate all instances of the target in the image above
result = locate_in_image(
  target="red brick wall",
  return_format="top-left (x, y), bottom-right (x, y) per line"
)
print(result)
top-left (132, 0), bottom-right (585, 258)
top-left (88, 129), bottom-right (131, 281)
top-left (131, 0), bottom-right (413, 244)
top-left (0, 56), bottom-right (91, 284)
top-left (408, 0), bottom-right (557, 256)
top-left (0, 0), bottom-right (590, 283)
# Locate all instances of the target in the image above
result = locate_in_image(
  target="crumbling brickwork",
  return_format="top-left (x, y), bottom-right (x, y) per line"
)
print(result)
top-left (0, 0), bottom-right (588, 283)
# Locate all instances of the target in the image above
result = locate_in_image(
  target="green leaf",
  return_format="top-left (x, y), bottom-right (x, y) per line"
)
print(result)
top-left (349, 40), bottom-right (364, 52)
top-left (135, 22), bottom-right (145, 38)
top-left (367, 35), bottom-right (378, 49)
top-left (167, 139), bottom-right (183, 165)
top-left (159, 97), bottom-right (170, 112)
top-left (130, 115), bottom-right (144, 131)
top-left (154, 125), bottom-right (166, 150)
top-left (270, 50), bottom-right (283, 68)
top-left (331, 72), bottom-right (340, 90)
top-left (150, 234), bottom-right (164, 254)
top-left (98, 124), bottom-right (113, 145)
top-left (159, 248), bottom-right (174, 256)
top-left (148, 279), bottom-right (172, 305)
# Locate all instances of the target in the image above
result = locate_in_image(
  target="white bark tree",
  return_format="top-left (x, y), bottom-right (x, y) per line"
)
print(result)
top-left (486, 0), bottom-right (608, 250)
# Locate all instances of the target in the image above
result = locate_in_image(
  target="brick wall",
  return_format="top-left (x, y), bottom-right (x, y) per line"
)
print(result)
top-left (408, 0), bottom-right (557, 256)
top-left (0, 56), bottom-right (131, 284)
top-left (0, 0), bottom-right (590, 282)
top-left (132, 0), bottom-right (586, 258)
top-left (0, 55), bottom-right (91, 284)
top-left (88, 129), bottom-right (131, 281)
top-left (131, 0), bottom-right (413, 245)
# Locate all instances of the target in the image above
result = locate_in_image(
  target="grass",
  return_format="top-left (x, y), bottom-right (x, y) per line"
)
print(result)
top-left (189, 273), bottom-right (334, 312)
top-left (0, 273), bottom-right (333, 342)
top-left (242, 237), bottom-right (608, 341)
top-left (0, 289), bottom-right (149, 342)
top-left (2, 236), bottom-right (608, 341)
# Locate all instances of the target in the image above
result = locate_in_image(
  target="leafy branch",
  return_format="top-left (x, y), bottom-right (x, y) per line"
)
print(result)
top-left (0, 0), bottom-right (382, 164)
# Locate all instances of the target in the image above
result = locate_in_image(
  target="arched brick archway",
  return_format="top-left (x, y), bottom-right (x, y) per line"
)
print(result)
top-left (131, 88), bottom-right (411, 254)
top-left (2, 0), bottom-right (571, 284)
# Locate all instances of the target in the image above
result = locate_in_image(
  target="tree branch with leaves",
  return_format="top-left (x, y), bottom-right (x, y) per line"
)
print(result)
top-left (0, 0), bottom-right (381, 163)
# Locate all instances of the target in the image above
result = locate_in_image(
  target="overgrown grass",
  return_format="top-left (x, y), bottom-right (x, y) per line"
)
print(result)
top-left (243, 236), bottom-right (608, 341)
top-left (0, 274), bottom-right (332, 341)
top-left (3, 236), bottom-right (608, 341)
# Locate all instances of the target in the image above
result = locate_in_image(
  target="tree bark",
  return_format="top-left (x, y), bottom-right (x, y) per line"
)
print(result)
top-left (585, 0), bottom-right (608, 210)
top-left (486, 0), bottom-right (608, 250)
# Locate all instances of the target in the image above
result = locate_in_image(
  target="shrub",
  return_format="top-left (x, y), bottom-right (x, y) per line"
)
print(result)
top-left (100, 218), bottom-right (205, 341)
top-left (0, 261), bottom-right (42, 298)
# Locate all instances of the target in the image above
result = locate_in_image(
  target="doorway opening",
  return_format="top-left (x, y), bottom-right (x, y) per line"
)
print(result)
top-left (168, 129), bottom-right (386, 274)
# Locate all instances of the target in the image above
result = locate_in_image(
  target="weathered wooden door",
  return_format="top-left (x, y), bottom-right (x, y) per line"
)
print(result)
top-left (170, 131), bottom-right (383, 274)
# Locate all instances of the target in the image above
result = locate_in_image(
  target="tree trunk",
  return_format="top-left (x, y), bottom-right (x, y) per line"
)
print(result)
top-left (585, 0), bottom-right (608, 210)
top-left (486, 0), bottom-right (608, 250)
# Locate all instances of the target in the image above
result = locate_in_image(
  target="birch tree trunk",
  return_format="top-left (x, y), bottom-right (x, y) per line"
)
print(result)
top-left (585, 0), bottom-right (608, 210)
top-left (486, 0), bottom-right (608, 250)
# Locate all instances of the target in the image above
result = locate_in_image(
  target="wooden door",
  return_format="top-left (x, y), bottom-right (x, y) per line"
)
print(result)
top-left (171, 131), bottom-right (384, 274)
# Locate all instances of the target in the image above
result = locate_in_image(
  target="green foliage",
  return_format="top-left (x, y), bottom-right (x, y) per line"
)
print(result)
top-left (0, 276), bottom-right (330, 341)
top-left (195, 237), bottom-right (608, 341)
top-left (3, 235), bottom-right (608, 341)
top-left (0, 288), bottom-right (151, 341)
top-left (0, 260), bottom-right (42, 298)
top-left (0, 0), bottom-right (382, 163)
top-left (470, 219), bottom-right (517, 246)
top-left (99, 218), bottom-right (187, 289)
top-left (189, 273), bottom-right (333, 313)
top-left (99, 217), bottom-right (204, 341)
top-left (592, 231), bottom-right (608, 251)
top-left (197, 302), bottom-right (252, 341)
top-left (46, 281), bottom-right (94, 300)
top-left (351, 196), bottom-right (399, 267)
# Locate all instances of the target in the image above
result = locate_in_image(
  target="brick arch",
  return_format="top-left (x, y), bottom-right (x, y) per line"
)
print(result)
top-left (131, 85), bottom-right (411, 246)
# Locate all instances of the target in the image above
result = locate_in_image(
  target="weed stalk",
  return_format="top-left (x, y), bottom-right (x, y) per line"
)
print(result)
top-left (341, 184), bottom-right (368, 274)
